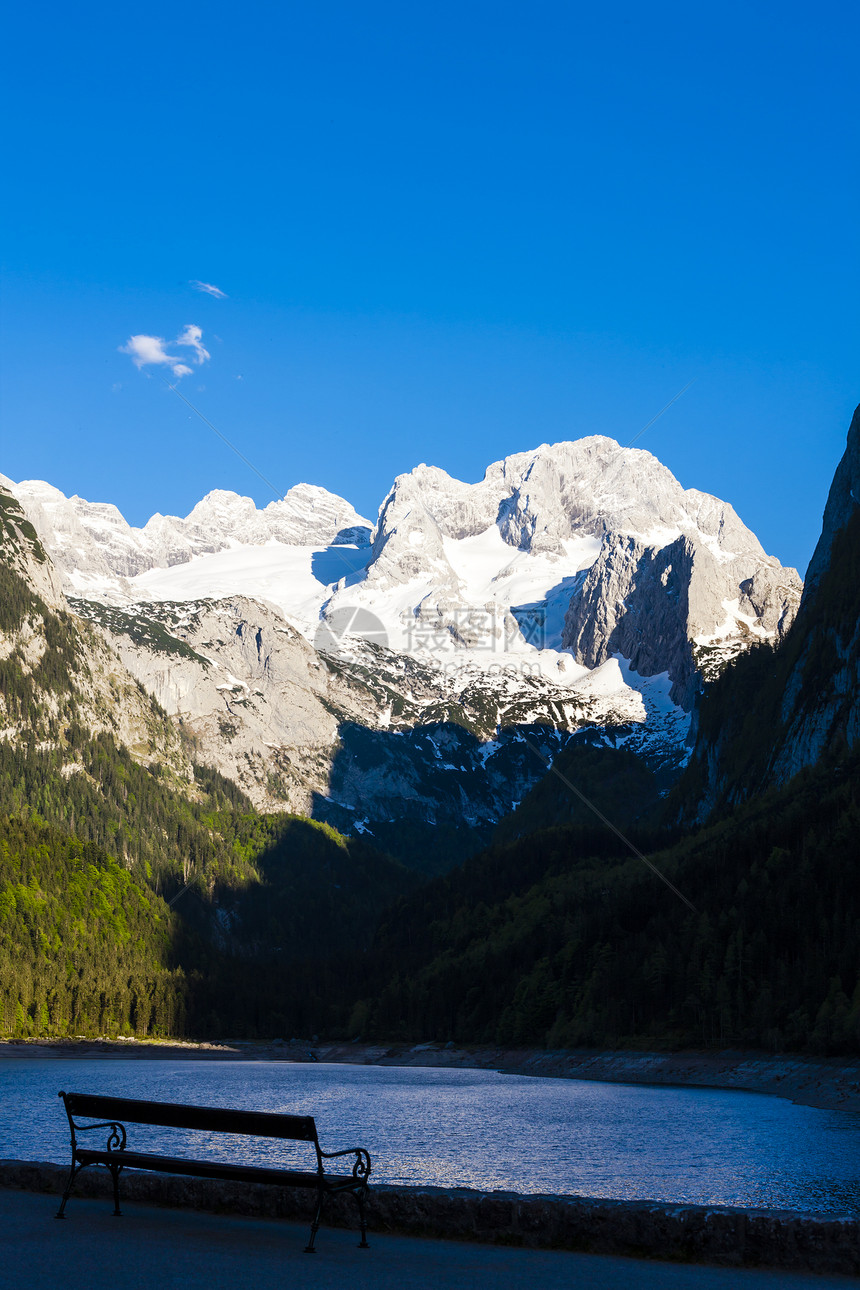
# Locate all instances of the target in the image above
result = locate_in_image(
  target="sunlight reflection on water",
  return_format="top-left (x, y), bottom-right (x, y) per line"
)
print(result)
top-left (2, 1058), bottom-right (858, 1215)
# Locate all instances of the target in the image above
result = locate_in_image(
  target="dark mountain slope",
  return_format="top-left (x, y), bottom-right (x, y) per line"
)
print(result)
top-left (352, 740), bottom-right (860, 1052)
top-left (493, 742), bottom-right (660, 845)
top-left (685, 404), bottom-right (860, 818)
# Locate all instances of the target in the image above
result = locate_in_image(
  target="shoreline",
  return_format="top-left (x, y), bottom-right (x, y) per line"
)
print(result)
top-left (4, 1159), bottom-right (859, 1274)
top-left (2, 1036), bottom-right (859, 1114)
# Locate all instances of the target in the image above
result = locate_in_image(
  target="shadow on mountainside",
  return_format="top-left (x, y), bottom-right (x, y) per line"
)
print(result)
top-left (309, 718), bottom-right (665, 875)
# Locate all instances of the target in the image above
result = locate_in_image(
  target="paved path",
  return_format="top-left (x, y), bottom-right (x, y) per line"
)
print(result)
top-left (1, 1190), bottom-right (855, 1289)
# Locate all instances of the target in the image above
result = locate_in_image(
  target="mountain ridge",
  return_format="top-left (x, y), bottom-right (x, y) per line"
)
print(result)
top-left (2, 434), bottom-right (801, 836)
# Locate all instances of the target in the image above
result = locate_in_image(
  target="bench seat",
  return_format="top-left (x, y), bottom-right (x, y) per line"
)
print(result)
top-left (74, 1148), bottom-right (359, 1192)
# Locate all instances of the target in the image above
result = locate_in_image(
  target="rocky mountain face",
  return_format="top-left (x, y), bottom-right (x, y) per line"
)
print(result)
top-left (803, 405), bottom-right (860, 598)
top-left (70, 595), bottom-right (345, 813)
top-left (324, 438), bottom-right (801, 704)
top-left (2, 436), bottom-right (802, 853)
top-left (0, 487), bottom-right (190, 775)
top-left (683, 403), bottom-right (860, 817)
top-left (776, 407), bottom-right (860, 773)
top-left (68, 592), bottom-right (683, 866)
top-left (563, 531), bottom-right (801, 708)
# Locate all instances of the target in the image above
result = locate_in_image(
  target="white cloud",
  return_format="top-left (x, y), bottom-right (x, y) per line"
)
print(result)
top-left (119, 324), bottom-right (210, 380)
top-left (190, 280), bottom-right (227, 299)
top-left (119, 334), bottom-right (192, 378)
top-left (176, 323), bottom-right (210, 366)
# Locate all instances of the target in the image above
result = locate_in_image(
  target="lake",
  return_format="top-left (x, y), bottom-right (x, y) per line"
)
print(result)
top-left (2, 1059), bottom-right (858, 1215)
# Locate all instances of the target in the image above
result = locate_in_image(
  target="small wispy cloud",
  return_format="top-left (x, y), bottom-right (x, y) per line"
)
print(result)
top-left (176, 323), bottom-right (210, 366)
top-left (190, 280), bottom-right (228, 299)
top-left (119, 324), bottom-right (211, 380)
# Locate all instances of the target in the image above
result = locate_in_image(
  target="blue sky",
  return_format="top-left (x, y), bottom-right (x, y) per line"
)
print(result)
top-left (1, 1), bottom-right (857, 574)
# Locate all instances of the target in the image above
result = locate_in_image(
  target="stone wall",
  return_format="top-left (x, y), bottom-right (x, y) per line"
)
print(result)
top-left (2, 1159), bottom-right (858, 1275)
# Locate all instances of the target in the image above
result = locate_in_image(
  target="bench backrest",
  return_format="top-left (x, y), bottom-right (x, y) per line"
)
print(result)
top-left (59, 1091), bottom-right (318, 1143)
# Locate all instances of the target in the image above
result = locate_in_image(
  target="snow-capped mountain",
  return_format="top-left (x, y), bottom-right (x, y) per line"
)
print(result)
top-left (1, 437), bottom-right (801, 834)
top-left (323, 437), bottom-right (801, 704)
top-left (0, 475), bottom-right (372, 592)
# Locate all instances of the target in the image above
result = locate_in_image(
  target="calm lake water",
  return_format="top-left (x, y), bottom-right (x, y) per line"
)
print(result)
top-left (2, 1059), bottom-right (858, 1215)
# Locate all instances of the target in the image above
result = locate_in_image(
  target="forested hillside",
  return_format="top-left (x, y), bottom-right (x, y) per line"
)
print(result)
top-left (345, 743), bottom-right (860, 1052)
top-left (0, 774), bottom-right (414, 1040)
top-left (0, 814), bottom-right (185, 1037)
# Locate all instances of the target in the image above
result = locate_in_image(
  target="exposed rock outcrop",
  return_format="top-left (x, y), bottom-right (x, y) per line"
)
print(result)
top-left (0, 486), bottom-right (191, 777)
top-left (682, 402), bottom-right (860, 815)
top-left (84, 594), bottom-right (374, 813)
top-left (563, 533), bottom-right (801, 707)
top-left (803, 403), bottom-right (860, 598)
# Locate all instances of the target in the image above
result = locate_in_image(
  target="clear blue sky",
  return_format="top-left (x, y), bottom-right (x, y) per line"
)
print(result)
top-left (1, 1), bottom-right (857, 575)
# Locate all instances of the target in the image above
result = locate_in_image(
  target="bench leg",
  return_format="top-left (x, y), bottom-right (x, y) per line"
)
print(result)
top-left (55, 1161), bottom-right (85, 1219)
top-left (110, 1164), bottom-right (122, 1217)
top-left (357, 1189), bottom-right (369, 1249)
top-left (304, 1192), bottom-right (325, 1253)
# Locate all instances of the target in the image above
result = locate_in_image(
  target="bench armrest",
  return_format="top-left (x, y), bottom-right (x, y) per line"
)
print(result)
top-left (58, 1092), bottom-right (127, 1154)
top-left (319, 1146), bottom-right (372, 1182)
top-left (68, 1120), bottom-right (127, 1153)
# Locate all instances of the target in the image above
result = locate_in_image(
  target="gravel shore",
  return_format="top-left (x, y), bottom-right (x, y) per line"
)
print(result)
top-left (2, 1037), bottom-right (858, 1114)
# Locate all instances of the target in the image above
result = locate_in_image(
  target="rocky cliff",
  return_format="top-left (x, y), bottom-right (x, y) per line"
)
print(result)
top-left (0, 487), bottom-right (190, 775)
top-left (563, 531), bottom-right (800, 707)
top-left (682, 403), bottom-right (860, 816)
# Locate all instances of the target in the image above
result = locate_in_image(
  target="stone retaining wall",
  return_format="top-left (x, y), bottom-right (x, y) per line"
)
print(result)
top-left (2, 1159), bottom-right (857, 1276)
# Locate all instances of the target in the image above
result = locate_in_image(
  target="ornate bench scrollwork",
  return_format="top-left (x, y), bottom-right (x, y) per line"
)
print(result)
top-left (56, 1093), bottom-right (128, 1218)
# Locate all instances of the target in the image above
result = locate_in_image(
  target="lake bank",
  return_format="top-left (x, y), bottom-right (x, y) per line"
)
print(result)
top-left (2, 1037), bottom-right (858, 1115)
top-left (4, 1184), bottom-right (858, 1285)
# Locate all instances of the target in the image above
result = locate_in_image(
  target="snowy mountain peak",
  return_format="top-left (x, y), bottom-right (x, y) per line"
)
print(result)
top-left (356, 436), bottom-right (780, 599)
top-left (183, 488), bottom-right (259, 521)
top-left (4, 433), bottom-right (801, 714)
top-left (371, 437), bottom-right (766, 564)
top-left (325, 435), bottom-right (801, 705)
top-left (4, 476), bottom-right (372, 591)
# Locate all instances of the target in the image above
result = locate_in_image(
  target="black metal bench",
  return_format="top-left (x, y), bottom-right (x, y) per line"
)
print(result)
top-left (56, 1090), bottom-right (371, 1252)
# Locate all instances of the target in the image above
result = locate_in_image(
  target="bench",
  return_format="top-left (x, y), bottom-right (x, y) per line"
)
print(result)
top-left (56, 1090), bottom-right (371, 1252)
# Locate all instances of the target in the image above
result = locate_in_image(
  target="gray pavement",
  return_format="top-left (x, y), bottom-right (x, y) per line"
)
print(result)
top-left (1, 1189), bottom-right (856, 1290)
